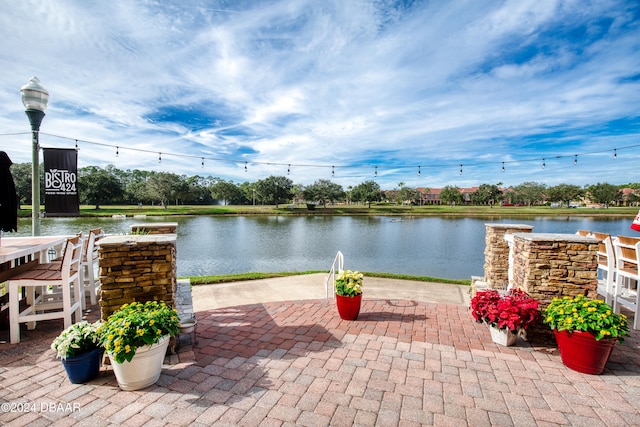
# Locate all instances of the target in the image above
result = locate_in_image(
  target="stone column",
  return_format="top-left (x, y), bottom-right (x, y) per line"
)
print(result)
top-left (130, 222), bottom-right (178, 235)
top-left (484, 224), bottom-right (534, 289)
top-left (511, 232), bottom-right (599, 342)
top-left (97, 234), bottom-right (177, 319)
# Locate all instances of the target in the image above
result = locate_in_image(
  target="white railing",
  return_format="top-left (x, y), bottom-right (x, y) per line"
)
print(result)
top-left (324, 251), bottom-right (344, 300)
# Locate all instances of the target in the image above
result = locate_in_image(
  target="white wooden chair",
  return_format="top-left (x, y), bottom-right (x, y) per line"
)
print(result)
top-left (592, 232), bottom-right (616, 305)
top-left (612, 236), bottom-right (640, 329)
top-left (7, 235), bottom-right (83, 343)
top-left (81, 227), bottom-right (104, 309)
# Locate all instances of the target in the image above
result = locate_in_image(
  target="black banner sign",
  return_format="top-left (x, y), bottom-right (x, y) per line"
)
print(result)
top-left (43, 148), bottom-right (80, 216)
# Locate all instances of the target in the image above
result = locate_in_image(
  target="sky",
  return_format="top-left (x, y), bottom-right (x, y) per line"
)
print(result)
top-left (0, 0), bottom-right (639, 190)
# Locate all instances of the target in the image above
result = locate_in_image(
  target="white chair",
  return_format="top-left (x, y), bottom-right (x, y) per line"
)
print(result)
top-left (593, 232), bottom-right (616, 305)
top-left (612, 236), bottom-right (640, 329)
top-left (81, 227), bottom-right (104, 309)
top-left (7, 235), bottom-right (83, 343)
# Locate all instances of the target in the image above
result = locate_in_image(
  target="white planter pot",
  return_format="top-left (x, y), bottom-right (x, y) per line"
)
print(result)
top-left (108, 335), bottom-right (170, 391)
top-left (489, 326), bottom-right (517, 346)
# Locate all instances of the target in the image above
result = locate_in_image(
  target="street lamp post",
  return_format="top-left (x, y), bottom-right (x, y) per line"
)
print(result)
top-left (20, 77), bottom-right (49, 236)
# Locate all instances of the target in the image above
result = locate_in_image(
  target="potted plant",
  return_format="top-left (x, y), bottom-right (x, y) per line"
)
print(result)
top-left (98, 300), bottom-right (180, 390)
top-left (470, 288), bottom-right (539, 346)
top-left (51, 320), bottom-right (103, 384)
top-left (543, 295), bottom-right (629, 374)
top-left (335, 270), bottom-right (363, 320)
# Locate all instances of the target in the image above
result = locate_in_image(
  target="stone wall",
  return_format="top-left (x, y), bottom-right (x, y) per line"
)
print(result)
top-left (510, 232), bottom-right (599, 342)
top-left (484, 224), bottom-right (534, 289)
top-left (130, 222), bottom-right (178, 235)
top-left (98, 234), bottom-right (177, 319)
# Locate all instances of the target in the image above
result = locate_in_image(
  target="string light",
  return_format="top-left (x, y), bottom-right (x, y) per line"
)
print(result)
top-left (244, 161), bottom-right (248, 172)
top-left (418, 166), bottom-right (421, 176)
top-left (116, 146), bottom-right (119, 157)
top-left (574, 155), bottom-right (577, 165)
top-left (17, 131), bottom-right (639, 179)
top-left (374, 166), bottom-right (377, 177)
top-left (287, 164), bottom-right (291, 175)
top-left (201, 157), bottom-right (204, 167)
top-left (332, 165), bottom-right (335, 177)
top-left (459, 164), bottom-right (463, 175)
top-left (501, 162), bottom-right (505, 173)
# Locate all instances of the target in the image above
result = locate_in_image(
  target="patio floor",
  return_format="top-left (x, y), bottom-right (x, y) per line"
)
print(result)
top-left (2, 282), bottom-right (640, 426)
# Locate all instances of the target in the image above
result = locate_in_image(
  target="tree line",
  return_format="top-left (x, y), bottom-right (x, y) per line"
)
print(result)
top-left (10, 163), bottom-right (640, 209)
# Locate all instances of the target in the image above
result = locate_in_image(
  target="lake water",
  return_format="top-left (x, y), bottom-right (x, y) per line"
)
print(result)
top-left (10, 215), bottom-right (634, 280)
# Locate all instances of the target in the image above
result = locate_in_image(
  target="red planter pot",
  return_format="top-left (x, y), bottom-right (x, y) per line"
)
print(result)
top-left (335, 294), bottom-right (362, 320)
top-left (553, 329), bottom-right (617, 375)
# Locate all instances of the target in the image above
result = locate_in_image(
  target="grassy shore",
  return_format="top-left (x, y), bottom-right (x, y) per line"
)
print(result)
top-left (187, 270), bottom-right (471, 286)
top-left (20, 203), bottom-right (639, 217)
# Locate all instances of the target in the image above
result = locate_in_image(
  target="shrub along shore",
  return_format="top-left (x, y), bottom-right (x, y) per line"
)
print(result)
top-left (20, 203), bottom-right (640, 218)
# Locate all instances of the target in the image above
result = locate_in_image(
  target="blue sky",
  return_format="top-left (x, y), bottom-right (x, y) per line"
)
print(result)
top-left (1, 0), bottom-right (639, 190)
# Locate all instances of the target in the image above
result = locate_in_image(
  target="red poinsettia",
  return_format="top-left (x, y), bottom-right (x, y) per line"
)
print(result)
top-left (470, 289), bottom-right (539, 332)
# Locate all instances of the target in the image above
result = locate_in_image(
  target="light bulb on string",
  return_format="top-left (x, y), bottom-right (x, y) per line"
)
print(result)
top-left (502, 162), bottom-right (505, 173)
top-left (459, 164), bottom-right (463, 175)
top-left (287, 164), bottom-right (291, 175)
top-left (244, 161), bottom-right (248, 172)
top-left (374, 166), bottom-right (377, 177)
top-left (418, 166), bottom-right (421, 176)
top-left (574, 155), bottom-right (577, 165)
top-left (116, 146), bottom-right (119, 157)
top-left (75, 139), bottom-right (78, 150)
top-left (159, 152), bottom-right (162, 163)
top-left (201, 157), bottom-right (204, 168)
top-left (542, 158), bottom-right (546, 169)
top-left (614, 149), bottom-right (617, 159)
top-left (332, 165), bottom-right (335, 177)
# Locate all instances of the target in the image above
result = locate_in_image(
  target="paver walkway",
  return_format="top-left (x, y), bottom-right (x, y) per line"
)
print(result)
top-left (2, 287), bottom-right (640, 425)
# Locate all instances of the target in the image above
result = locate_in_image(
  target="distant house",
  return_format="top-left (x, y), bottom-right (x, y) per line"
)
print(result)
top-left (416, 187), bottom-right (481, 205)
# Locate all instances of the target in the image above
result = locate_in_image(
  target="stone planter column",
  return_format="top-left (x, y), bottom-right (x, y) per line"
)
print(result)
top-left (484, 224), bottom-right (534, 289)
top-left (130, 222), bottom-right (178, 235)
top-left (511, 232), bottom-right (599, 342)
top-left (97, 234), bottom-right (177, 320)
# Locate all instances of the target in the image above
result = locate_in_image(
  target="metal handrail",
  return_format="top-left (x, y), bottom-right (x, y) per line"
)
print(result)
top-left (325, 251), bottom-right (344, 300)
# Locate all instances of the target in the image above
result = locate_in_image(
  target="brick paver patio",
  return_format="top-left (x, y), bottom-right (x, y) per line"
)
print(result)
top-left (2, 298), bottom-right (640, 426)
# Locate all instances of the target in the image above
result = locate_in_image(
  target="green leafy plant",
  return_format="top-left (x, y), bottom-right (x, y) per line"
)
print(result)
top-left (470, 289), bottom-right (539, 332)
top-left (335, 270), bottom-right (363, 297)
top-left (98, 300), bottom-right (180, 363)
top-left (51, 321), bottom-right (102, 360)
top-left (543, 295), bottom-right (629, 342)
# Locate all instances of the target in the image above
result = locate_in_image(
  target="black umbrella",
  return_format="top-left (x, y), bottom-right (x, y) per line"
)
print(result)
top-left (0, 151), bottom-right (18, 233)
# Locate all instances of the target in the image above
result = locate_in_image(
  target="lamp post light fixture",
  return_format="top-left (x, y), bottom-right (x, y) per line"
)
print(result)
top-left (20, 77), bottom-right (49, 236)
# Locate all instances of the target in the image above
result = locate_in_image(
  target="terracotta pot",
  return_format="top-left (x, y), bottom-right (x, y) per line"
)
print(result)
top-left (336, 294), bottom-right (362, 320)
top-left (553, 329), bottom-right (617, 375)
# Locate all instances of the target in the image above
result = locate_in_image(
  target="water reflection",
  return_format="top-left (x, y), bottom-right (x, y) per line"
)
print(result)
top-left (9, 215), bottom-right (633, 280)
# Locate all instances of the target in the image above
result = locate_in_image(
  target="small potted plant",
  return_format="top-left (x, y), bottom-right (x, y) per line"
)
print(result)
top-left (51, 320), bottom-right (103, 384)
top-left (98, 300), bottom-right (180, 390)
top-left (543, 295), bottom-right (629, 374)
top-left (335, 270), bottom-right (364, 320)
top-left (470, 288), bottom-right (539, 346)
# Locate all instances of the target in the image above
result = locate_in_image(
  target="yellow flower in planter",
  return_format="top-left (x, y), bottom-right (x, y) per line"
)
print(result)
top-left (99, 300), bottom-right (180, 363)
top-left (335, 270), bottom-right (364, 297)
top-left (543, 295), bottom-right (629, 342)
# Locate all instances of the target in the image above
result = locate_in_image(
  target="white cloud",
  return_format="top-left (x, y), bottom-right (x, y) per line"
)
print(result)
top-left (0, 0), bottom-right (638, 189)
